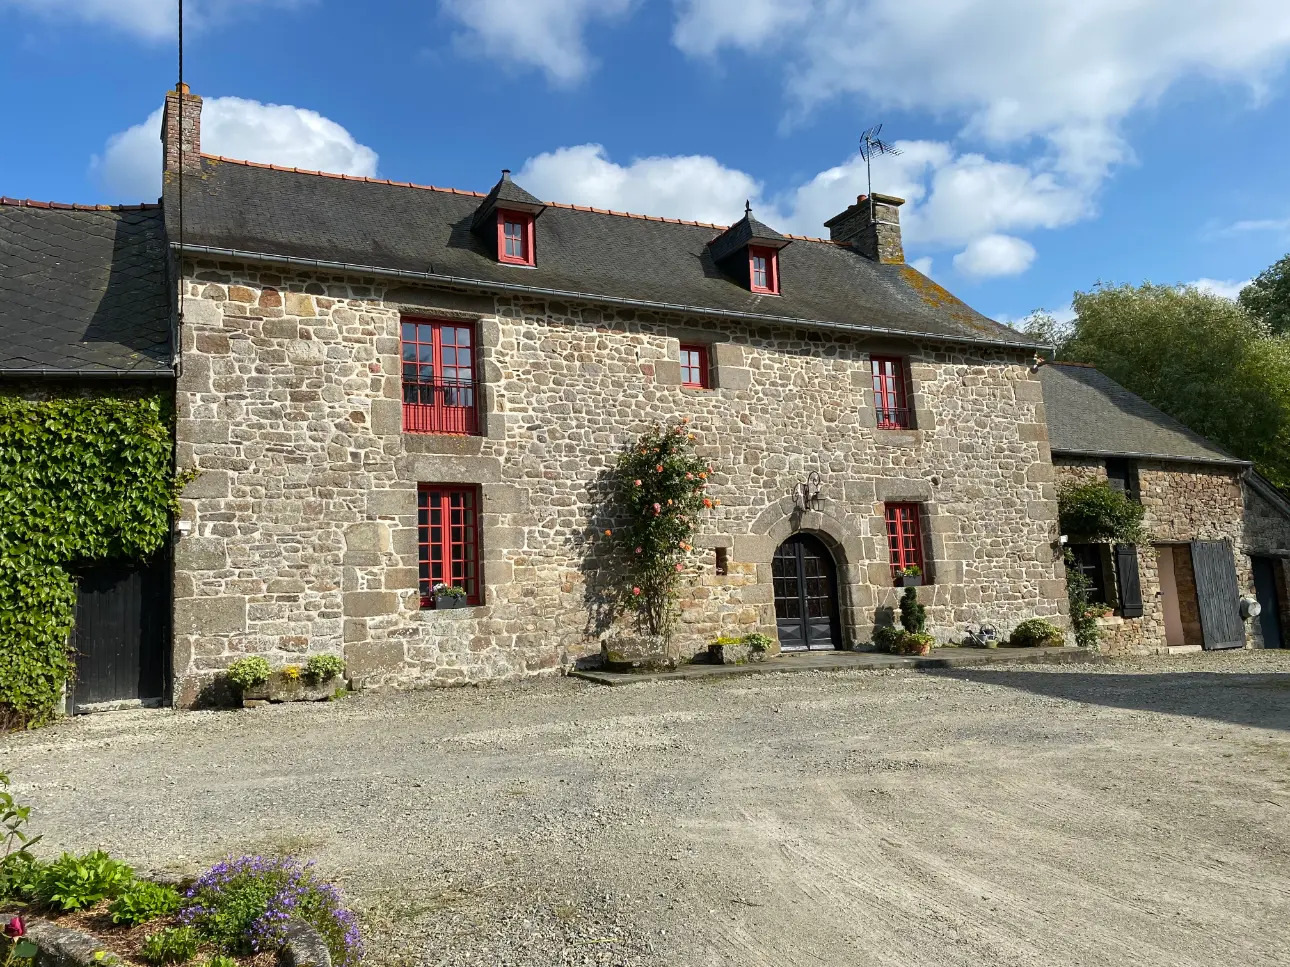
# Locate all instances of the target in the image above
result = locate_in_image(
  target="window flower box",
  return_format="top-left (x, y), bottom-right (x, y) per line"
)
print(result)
top-left (433, 584), bottom-right (470, 609)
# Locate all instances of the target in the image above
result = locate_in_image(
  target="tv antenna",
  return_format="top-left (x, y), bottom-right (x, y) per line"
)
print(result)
top-left (859, 124), bottom-right (901, 221)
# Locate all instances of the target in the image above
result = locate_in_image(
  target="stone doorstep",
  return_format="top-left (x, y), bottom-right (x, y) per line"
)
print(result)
top-left (570, 645), bottom-right (1096, 686)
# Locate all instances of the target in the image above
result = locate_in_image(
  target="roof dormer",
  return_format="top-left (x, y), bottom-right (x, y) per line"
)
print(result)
top-left (707, 202), bottom-right (790, 295)
top-left (472, 169), bottom-right (546, 267)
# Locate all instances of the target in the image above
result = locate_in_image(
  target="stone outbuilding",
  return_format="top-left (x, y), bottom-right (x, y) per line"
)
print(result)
top-left (1040, 362), bottom-right (1290, 653)
top-left (159, 87), bottom-right (1069, 702)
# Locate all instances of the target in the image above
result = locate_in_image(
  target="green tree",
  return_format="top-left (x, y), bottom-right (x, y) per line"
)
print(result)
top-left (1058, 282), bottom-right (1290, 490)
top-left (1239, 253), bottom-right (1290, 336)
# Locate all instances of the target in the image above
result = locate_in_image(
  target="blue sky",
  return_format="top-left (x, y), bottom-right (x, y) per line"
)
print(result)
top-left (2, 0), bottom-right (1290, 323)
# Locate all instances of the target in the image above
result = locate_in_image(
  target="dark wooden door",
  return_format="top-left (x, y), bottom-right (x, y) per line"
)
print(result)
top-left (1190, 540), bottom-right (1246, 650)
top-left (772, 534), bottom-right (841, 651)
top-left (1252, 556), bottom-right (1284, 649)
top-left (70, 557), bottom-right (168, 710)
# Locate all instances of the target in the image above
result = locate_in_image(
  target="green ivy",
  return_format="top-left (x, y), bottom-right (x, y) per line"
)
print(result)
top-left (0, 395), bottom-right (189, 729)
top-left (1057, 481), bottom-right (1148, 545)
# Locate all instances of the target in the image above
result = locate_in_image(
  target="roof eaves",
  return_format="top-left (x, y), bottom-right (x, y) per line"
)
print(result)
top-left (1051, 446), bottom-right (1250, 468)
top-left (172, 241), bottom-right (1045, 353)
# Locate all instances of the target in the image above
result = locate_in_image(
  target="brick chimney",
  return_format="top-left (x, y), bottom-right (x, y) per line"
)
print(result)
top-left (824, 193), bottom-right (905, 264)
top-left (162, 83), bottom-right (203, 173)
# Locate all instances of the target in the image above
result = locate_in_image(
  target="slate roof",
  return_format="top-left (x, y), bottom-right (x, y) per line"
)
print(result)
top-left (167, 157), bottom-right (1040, 352)
top-left (707, 207), bottom-right (790, 264)
top-left (0, 200), bottom-right (172, 376)
top-left (1039, 362), bottom-right (1247, 466)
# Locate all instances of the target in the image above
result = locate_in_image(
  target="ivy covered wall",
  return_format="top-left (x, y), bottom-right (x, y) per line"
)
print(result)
top-left (0, 390), bottom-right (187, 728)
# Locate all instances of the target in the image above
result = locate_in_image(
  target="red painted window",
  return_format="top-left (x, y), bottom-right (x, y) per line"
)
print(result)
top-left (871, 356), bottom-right (911, 429)
top-left (885, 503), bottom-right (925, 580)
top-left (749, 245), bottom-right (779, 294)
top-left (418, 485), bottom-right (482, 607)
top-left (401, 319), bottom-right (479, 435)
top-left (497, 210), bottom-right (535, 265)
top-left (680, 344), bottom-right (710, 388)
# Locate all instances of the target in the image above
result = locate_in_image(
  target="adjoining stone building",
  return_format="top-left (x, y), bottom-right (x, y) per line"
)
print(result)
top-left (160, 87), bottom-right (1070, 702)
top-left (1039, 362), bottom-right (1290, 653)
top-left (0, 196), bottom-right (175, 712)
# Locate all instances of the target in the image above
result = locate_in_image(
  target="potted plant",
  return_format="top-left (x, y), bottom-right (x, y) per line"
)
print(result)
top-left (895, 565), bottom-right (923, 588)
top-left (433, 583), bottom-right (469, 609)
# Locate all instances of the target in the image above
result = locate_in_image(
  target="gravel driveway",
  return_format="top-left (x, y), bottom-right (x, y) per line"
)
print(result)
top-left (4, 651), bottom-right (1290, 967)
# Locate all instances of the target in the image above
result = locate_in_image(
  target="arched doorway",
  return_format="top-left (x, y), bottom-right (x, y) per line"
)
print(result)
top-left (772, 534), bottom-right (842, 651)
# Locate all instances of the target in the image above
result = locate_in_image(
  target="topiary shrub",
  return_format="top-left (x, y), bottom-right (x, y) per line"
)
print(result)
top-left (899, 586), bottom-right (927, 634)
top-left (1008, 618), bottom-right (1064, 648)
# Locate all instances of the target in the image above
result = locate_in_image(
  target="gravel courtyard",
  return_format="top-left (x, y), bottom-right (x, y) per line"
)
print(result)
top-left (4, 651), bottom-right (1290, 967)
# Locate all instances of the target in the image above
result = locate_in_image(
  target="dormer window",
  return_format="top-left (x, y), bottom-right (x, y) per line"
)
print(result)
top-left (749, 246), bottom-right (779, 294)
top-left (472, 170), bottom-right (545, 268)
top-left (498, 210), bottom-right (534, 266)
top-left (707, 202), bottom-right (790, 296)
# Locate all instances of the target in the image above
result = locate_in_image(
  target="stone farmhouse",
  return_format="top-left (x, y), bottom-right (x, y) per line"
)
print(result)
top-left (158, 86), bottom-right (1067, 703)
top-left (0, 84), bottom-right (1285, 713)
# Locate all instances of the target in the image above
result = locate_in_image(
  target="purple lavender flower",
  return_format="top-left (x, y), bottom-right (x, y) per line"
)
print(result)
top-left (182, 855), bottom-right (363, 967)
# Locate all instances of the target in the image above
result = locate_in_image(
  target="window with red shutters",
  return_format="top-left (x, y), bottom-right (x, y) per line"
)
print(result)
top-left (497, 210), bottom-right (535, 265)
top-left (885, 503), bottom-right (925, 580)
top-left (748, 245), bottom-right (779, 294)
top-left (871, 356), bottom-right (911, 429)
top-left (679, 344), bottom-right (710, 388)
top-left (401, 319), bottom-right (479, 435)
top-left (418, 485), bottom-right (482, 607)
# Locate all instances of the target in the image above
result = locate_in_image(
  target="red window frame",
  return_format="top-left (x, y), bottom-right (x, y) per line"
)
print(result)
top-left (885, 503), bottom-right (925, 581)
top-left (749, 245), bottom-right (779, 294)
top-left (679, 344), bottom-right (710, 389)
top-left (401, 319), bottom-right (479, 435)
top-left (418, 485), bottom-right (483, 608)
top-left (497, 209), bottom-right (535, 266)
top-left (871, 356), bottom-right (911, 429)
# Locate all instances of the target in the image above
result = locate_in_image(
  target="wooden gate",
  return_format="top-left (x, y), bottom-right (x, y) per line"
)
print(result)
top-left (1189, 540), bottom-right (1246, 651)
top-left (68, 556), bottom-right (169, 711)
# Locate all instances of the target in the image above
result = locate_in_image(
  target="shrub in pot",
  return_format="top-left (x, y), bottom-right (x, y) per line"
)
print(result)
top-left (1008, 618), bottom-right (1064, 648)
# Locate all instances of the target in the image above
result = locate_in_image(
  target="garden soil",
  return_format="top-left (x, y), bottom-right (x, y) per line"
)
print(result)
top-left (4, 651), bottom-right (1289, 967)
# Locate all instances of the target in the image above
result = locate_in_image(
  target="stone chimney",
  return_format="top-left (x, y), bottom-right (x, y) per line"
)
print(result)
top-left (824, 193), bottom-right (905, 264)
top-left (162, 83), bottom-right (203, 173)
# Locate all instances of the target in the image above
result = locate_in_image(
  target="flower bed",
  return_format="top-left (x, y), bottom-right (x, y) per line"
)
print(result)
top-left (1, 775), bottom-right (361, 967)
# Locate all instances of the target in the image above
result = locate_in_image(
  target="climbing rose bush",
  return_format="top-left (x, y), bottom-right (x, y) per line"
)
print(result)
top-left (181, 856), bottom-right (362, 967)
top-left (611, 419), bottom-right (718, 639)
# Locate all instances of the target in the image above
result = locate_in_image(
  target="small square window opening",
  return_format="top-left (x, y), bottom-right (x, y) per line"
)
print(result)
top-left (680, 344), bottom-right (711, 389)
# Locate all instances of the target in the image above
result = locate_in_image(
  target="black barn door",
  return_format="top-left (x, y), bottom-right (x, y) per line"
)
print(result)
top-left (1252, 556), bottom-right (1285, 648)
top-left (772, 534), bottom-right (841, 651)
top-left (69, 557), bottom-right (168, 710)
top-left (1190, 540), bottom-right (1245, 650)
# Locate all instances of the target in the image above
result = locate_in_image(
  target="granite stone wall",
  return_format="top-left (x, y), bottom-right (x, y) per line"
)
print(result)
top-left (1053, 458), bottom-right (1287, 653)
top-left (170, 260), bottom-right (1068, 702)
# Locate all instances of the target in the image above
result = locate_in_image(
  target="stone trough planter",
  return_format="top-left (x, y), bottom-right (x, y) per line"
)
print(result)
top-left (242, 670), bottom-right (343, 707)
top-left (601, 633), bottom-right (682, 672)
top-left (707, 642), bottom-right (773, 665)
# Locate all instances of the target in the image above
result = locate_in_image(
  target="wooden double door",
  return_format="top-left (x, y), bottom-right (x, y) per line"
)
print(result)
top-left (772, 534), bottom-right (841, 651)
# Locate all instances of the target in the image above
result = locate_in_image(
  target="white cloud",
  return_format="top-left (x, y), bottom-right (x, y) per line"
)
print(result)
top-left (91, 97), bottom-right (378, 202)
top-left (909, 256), bottom-right (933, 277)
top-left (1224, 216), bottom-right (1290, 236)
top-left (439, 0), bottom-right (634, 86)
top-left (952, 234), bottom-right (1037, 278)
top-left (517, 144), bottom-right (762, 225)
top-left (0, 0), bottom-right (297, 40)
top-left (672, 0), bottom-right (1290, 184)
top-left (516, 139), bottom-right (1086, 278)
top-left (1186, 278), bottom-right (1252, 300)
